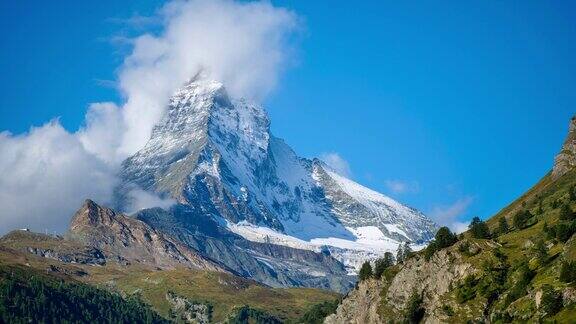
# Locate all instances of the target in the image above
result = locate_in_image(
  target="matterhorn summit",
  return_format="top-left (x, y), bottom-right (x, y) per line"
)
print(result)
top-left (116, 76), bottom-right (437, 287)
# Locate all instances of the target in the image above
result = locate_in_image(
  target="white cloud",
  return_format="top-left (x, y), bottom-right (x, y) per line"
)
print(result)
top-left (77, 102), bottom-right (125, 165)
top-left (429, 196), bottom-right (474, 232)
top-left (385, 179), bottom-right (420, 195)
top-left (0, 122), bottom-right (117, 234)
top-left (450, 221), bottom-right (470, 234)
top-left (320, 152), bottom-right (352, 178)
top-left (126, 188), bottom-right (176, 213)
top-left (0, 0), bottom-right (299, 235)
top-left (110, 0), bottom-right (299, 158)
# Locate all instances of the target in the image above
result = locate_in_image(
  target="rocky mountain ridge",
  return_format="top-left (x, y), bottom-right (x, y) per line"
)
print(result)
top-left (68, 199), bottom-right (223, 272)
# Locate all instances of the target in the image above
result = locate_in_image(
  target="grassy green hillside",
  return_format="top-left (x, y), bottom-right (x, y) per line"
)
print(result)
top-left (0, 237), bottom-right (340, 323)
top-left (114, 268), bottom-right (340, 322)
top-left (372, 170), bottom-right (576, 323)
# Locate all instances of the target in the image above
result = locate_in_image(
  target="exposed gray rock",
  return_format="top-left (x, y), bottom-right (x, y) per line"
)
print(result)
top-left (166, 292), bottom-right (212, 324)
top-left (27, 246), bottom-right (106, 266)
top-left (552, 116), bottom-right (576, 179)
top-left (325, 279), bottom-right (384, 324)
top-left (326, 241), bottom-right (476, 324)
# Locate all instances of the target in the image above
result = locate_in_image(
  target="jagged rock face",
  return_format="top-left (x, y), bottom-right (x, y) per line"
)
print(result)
top-left (325, 279), bottom-right (385, 324)
top-left (325, 243), bottom-right (476, 324)
top-left (68, 199), bottom-right (222, 271)
top-left (552, 116), bottom-right (576, 179)
top-left (383, 246), bottom-right (474, 323)
top-left (312, 163), bottom-right (436, 243)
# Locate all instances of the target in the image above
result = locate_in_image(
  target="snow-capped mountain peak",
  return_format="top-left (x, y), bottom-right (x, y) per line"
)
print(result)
top-left (119, 77), bottom-right (437, 272)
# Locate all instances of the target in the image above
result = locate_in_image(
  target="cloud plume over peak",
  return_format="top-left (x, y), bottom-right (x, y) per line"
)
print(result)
top-left (0, 0), bottom-right (300, 234)
top-left (100, 0), bottom-right (299, 160)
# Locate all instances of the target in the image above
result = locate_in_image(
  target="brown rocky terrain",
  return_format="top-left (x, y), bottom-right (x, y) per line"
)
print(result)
top-left (68, 199), bottom-right (223, 271)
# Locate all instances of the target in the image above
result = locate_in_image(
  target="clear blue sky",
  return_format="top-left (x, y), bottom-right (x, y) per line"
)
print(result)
top-left (1, 1), bottom-right (574, 227)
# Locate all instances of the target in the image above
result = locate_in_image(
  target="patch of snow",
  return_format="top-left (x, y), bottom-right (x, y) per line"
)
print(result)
top-left (227, 221), bottom-right (415, 273)
top-left (383, 224), bottom-right (409, 240)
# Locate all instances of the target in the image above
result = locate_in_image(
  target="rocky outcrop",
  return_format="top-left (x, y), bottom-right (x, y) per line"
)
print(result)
top-left (384, 246), bottom-right (474, 317)
top-left (26, 246), bottom-right (106, 266)
top-left (166, 292), bottom-right (212, 324)
top-left (326, 242), bottom-right (476, 324)
top-left (68, 199), bottom-right (223, 272)
top-left (552, 116), bottom-right (576, 179)
top-left (325, 279), bottom-right (384, 324)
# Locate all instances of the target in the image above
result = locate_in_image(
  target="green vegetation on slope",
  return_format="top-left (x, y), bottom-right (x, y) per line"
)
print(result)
top-left (0, 233), bottom-right (341, 323)
top-left (288, 299), bottom-right (340, 324)
top-left (0, 264), bottom-right (167, 324)
top-left (113, 267), bottom-right (340, 323)
top-left (370, 170), bottom-right (576, 323)
top-left (436, 171), bottom-right (576, 322)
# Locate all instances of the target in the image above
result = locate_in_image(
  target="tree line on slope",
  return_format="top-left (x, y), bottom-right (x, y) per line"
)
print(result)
top-left (0, 266), bottom-right (167, 324)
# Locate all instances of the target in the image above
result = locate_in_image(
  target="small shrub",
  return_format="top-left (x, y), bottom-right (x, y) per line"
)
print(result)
top-left (543, 222), bottom-right (556, 240)
top-left (231, 306), bottom-right (282, 324)
top-left (435, 227), bottom-right (458, 249)
top-left (539, 285), bottom-right (562, 316)
top-left (404, 291), bottom-right (425, 324)
top-left (504, 259), bottom-right (534, 306)
top-left (458, 241), bottom-right (470, 254)
top-left (559, 203), bottom-right (576, 221)
top-left (396, 242), bottom-right (413, 263)
top-left (297, 300), bottom-right (340, 324)
top-left (469, 217), bottom-right (491, 239)
top-left (374, 252), bottom-right (394, 279)
top-left (498, 217), bottom-right (509, 235)
top-left (441, 304), bottom-right (454, 316)
top-left (532, 239), bottom-right (548, 265)
top-left (513, 210), bottom-right (534, 229)
top-left (456, 275), bottom-right (478, 303)
top-left (559, 261), bottom-right (576, 283)
top-left (358, 261), bottom-right (373, 281)
top-left (555, 223), bottom-right (575, 242)
top-left (424, 241), bottom-right (437, 261)
top-left (425, 227), bottom-right (458, 261)
top-left (537, 200), bottom-right (544, 215)
top-left (477, 257), bottom-right (508, 299)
